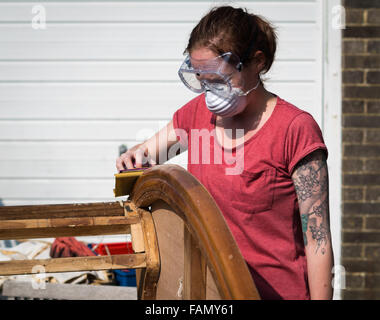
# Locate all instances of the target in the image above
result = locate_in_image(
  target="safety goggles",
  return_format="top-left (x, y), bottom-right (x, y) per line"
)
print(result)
top-left (178, 52), bottom-right (247, 98)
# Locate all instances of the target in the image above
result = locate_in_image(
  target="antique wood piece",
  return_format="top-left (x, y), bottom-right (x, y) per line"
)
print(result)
top-left (0, 216), bottom-right (137, 239)
top-left (0, 201), bottom-right (146, 279)
top-left (0, 253), bottom-right (146, 276)
top-left (135, 207), bottom-right (160, 300)
top-left (130, 164), bottom-right (260, 300)
top-left (0, 202), bottom-right (125, 220)
top-left (0, 164), bottom-right (260, 300)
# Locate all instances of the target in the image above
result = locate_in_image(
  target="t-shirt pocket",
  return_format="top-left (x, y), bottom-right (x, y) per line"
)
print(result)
top-left (231, 168), bottom-right (276, 214)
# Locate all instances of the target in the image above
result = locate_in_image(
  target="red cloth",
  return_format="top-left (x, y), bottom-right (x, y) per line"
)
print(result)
top-left (172, 94), bottom-right (328, 300)
top-left (50, 237), bottom-right (96, 258)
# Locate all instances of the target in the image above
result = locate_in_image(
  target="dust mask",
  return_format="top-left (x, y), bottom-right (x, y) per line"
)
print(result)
top-left (205, 79), bottom-right (261, 118)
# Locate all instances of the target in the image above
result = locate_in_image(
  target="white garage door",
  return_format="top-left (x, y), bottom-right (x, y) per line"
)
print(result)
top-left (0, 0), bottom-right (324, 206)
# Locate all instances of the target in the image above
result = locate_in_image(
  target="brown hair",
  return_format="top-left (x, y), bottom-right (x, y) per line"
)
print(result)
top-left (185, 6), bottom-right (277, 74)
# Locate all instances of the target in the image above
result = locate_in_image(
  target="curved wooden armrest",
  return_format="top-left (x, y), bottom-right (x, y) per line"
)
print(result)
top-left (0, 164), bottom-right (259, 300)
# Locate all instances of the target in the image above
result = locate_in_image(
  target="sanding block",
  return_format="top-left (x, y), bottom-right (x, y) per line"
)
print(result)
top-left (114, 167), bottom-right (150, 197)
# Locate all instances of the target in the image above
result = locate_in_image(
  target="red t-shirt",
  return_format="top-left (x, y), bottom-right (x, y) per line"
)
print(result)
top-left (172, 93), bottom-right (328, 300)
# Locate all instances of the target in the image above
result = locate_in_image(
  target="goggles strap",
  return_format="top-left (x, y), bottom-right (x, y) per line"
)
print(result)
top-left (237, 17), bottom-right (259, 72)
top-left (236, 38), bottom-right (256, 72)
top-left (240, 37), bottom-right (256, 66)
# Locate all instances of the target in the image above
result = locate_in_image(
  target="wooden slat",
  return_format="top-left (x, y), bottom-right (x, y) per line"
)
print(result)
top-left (130, 223), bottom-right (145, 253)
top-left (137, 208), bottom-right (160, 300)
top-left (0, 216), bottom-right (138, 229)
top-left (0, 201), bottom-right (128, 220)
top-left (123, 202), bottom-right (139, 218)
top-left (0, 225), bottom-right (132, 240)
top-left (0, 253), bottom-right (146, 276)
top-left (0, 200), bottom-right (119, 206)
top-left (0, 215), bottom-right (138, 240)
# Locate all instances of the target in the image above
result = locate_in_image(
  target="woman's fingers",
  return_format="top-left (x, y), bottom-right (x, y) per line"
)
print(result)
top-left (134, 148), bottom-right (158, 168)
top-left (116, 147), bottom-right (157, 172)
top-left (116, 151), bottom-right (134, 171)
top-left (134, 148), bottom-right (145, 168)
top-left (115, 156), bottom-right (125, 172)
top-left (148, 156), bottom-right (157, 166)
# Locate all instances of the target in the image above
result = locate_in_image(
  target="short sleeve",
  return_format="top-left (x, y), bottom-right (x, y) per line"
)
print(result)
top-left (172, 106), bottom-right (188, 137)
top-left (285, 112), bottom-right (328, 175)
top-left (172, 94), bottom-right (203, 148)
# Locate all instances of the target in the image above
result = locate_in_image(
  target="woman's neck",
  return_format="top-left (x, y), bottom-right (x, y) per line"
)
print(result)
top-left (240, 84), bottom-right (274, 118)
top-left (217, 84), bottom-right (276, 129)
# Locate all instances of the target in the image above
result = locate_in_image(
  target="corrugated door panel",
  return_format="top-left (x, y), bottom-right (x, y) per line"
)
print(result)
top-left (0, 2), bottom-right (317, 23)
top-left (0, 0), bottom-right (322, 205)
top-left (0, 82), bottom-right (316, 120)
top-left (0, 23), bottom-right (316, 60)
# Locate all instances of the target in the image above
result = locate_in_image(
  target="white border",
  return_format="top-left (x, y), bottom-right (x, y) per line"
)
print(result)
top-left (321, 0), bottom-right (343, 300)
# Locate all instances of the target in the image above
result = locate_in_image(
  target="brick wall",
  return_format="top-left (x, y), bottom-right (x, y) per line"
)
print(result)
top-left (342, 0), bottom-right (380, 300)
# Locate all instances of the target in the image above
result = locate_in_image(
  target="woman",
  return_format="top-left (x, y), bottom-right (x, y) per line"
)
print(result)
top-left (116, 6), bottom-right (334, 300)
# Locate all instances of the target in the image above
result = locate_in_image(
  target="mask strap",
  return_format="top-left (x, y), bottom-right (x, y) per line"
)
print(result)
top-left (242, 78), bottom-right (261, 95)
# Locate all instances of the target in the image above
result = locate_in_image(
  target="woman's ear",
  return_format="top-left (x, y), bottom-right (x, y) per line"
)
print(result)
top-left (252, 51), bottom-right (266, 74)
top-left (243, 50), bottom-right (266, 77)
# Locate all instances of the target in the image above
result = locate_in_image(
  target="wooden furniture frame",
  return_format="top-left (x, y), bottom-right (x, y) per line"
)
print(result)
top-left (0, 164), bottom-right (260, 300)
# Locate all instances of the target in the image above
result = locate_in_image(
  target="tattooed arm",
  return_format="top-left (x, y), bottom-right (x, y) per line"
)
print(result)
top-left (292, 149), bottom-right (334, 300)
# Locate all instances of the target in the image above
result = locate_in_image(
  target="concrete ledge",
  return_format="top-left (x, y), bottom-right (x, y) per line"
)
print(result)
top-left (1, 280), bottom-right (137, 300)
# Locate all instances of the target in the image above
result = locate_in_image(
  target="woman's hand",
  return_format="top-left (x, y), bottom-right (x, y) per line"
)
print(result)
top-left (115, 120), bottom-right (181, 172)
top-left (116, 144), bottom-right (157, 172)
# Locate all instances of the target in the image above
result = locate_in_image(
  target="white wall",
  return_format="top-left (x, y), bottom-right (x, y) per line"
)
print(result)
top-left (0, 0), bottom-right (324, 205)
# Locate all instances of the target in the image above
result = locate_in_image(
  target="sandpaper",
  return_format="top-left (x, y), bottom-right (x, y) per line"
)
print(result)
top-left (113, 167), bottom-right (150, 197)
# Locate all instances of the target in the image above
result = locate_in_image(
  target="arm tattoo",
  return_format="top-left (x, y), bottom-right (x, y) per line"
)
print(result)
top-left (292, 150), bottom-right (331, 255)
